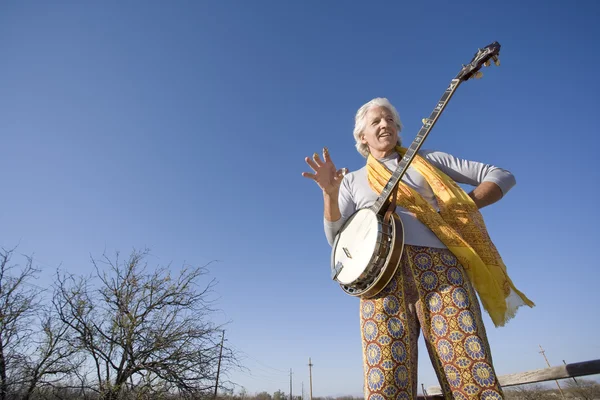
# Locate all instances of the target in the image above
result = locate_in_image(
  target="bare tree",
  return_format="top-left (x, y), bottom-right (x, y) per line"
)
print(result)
top-left (272, 390), bottom-right (286, 400)
top-left (505, 384), bottom-right (554, 400)
top-left (0, 248), bottom-right (40, 400)
top-left (20, 308), bottom-right (83, 400)
top-left (565, 378), bottom-right (600, 400)
top-left (54, 248), bottom-right (237, 400)
top-left (254, 392), bottom-right (272, 400)
top-left (0, 247), bottom-right (82, 400)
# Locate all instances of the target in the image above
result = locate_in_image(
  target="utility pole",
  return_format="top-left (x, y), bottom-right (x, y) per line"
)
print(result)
top-left (289, 368), bottom-right (293, 400)
top-left (214, 330), bottom-right (225, 400)
top-left (308, 358), bottom-right (313, 400)
top-left (302, 381), bottom-right (304, 400)
top-left (539, 344), bottom-right (565, 399)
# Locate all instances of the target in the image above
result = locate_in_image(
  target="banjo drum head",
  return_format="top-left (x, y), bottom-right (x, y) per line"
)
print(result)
top-left (334, 209), bottom-right (380, 285)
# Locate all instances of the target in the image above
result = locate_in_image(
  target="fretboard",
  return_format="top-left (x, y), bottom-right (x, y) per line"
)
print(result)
top-left (371, 78), bottom-right (463, 215)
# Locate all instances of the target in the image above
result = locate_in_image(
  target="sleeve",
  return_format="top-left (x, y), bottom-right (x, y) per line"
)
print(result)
top-left (323, 175), bottom-right (357, 247)
top-left (420, 149), bottom-right (516, 195)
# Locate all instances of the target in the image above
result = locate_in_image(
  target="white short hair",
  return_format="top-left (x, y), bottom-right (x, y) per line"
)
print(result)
top-left (353, 97), bottom-right (403, 158)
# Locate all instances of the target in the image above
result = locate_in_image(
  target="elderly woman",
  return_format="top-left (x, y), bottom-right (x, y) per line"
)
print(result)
top-left (302, 98), bottom-right (533, 400)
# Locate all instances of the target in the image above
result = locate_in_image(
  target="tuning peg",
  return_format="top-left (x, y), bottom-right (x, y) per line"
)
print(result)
top-left (492, 56), bottom-right (500, 66)
top-left (484, 60), bottom-right (491, 67)
top-left (473, 71), bottom-right (483, 79)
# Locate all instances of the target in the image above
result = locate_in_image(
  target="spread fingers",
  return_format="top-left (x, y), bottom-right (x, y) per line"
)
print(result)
top-left (312, 152), bottom-right (324, 167)
top-left (301, 172), bottom-right (316, 180)
top-left (306, 156), bottom-right (319, 171)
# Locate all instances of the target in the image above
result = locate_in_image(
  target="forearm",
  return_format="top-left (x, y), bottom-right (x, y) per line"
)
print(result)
top-left (323, 190), bottom-right (341, 222)
top-left (468, 181), bottom-right (504, 209)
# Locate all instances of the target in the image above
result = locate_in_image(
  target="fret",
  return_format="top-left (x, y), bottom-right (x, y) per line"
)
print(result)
top-left (439, 91), bottom-right (452, 102)
top-left (429, 110), bottom-right (441, 120)
top-left (372, 77), bottom-right (463, 215)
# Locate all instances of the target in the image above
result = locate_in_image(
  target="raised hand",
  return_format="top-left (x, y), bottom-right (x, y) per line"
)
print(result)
top-left (302, 147), bottom-right (347, 196)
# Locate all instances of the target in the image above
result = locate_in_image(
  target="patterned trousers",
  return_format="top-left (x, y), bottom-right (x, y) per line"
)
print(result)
top-left (360, 245), bottom-right (504, 400)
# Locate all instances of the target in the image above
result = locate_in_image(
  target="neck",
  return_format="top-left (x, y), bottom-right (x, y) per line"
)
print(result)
top-left (369, 148), bottom-right (397, 159)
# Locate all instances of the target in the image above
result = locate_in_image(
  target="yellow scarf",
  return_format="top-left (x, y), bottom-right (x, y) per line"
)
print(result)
top-left (367, 146), bottom-right (534, 327)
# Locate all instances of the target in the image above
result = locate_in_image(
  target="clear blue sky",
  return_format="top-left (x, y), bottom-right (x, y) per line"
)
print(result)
top-left (1, 0), bottom-right (599, 397)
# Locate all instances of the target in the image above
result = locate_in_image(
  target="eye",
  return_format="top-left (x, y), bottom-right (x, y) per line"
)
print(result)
top-left (371, 119), bottom-right (380, 125)
top-left (386, 117), bottom-right (394, 122)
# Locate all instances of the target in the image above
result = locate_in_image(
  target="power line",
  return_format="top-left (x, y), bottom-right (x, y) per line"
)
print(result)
top-left (229, 344), bottom-right (288, 374)
top-left (236, 368), bottom-right (288, 383)
top-left (236, 371), bottom-right (288, 385)
top-left (246, 363), bottom-right (289, 377)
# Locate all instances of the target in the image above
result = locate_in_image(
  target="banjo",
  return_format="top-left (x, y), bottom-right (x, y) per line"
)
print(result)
top-left (331, 42), bottom-right (502, 298)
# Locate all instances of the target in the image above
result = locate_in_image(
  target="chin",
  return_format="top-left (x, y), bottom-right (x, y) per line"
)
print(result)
top-left (383, 141), bottom-right (397, 150)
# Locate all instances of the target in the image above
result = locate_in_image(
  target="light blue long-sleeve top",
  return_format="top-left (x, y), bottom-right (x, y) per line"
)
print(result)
top-left (323, 149), bottom-right (516, 248)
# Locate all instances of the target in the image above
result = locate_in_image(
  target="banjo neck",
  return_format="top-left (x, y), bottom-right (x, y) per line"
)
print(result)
top-left (371, 76), bottom-right (463, 216)
top-left (370, 41), bottom-right (502, 217)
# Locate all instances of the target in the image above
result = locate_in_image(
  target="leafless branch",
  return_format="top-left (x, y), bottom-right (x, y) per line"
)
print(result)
top-left (53, 248), bottom-right (239, 400)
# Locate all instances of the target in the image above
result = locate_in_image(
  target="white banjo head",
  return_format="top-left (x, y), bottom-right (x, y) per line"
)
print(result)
top-left (333, 209), bottom-right (380, 285)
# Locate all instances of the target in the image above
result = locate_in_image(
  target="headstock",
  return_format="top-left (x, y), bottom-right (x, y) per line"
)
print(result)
top-left (457, 41), bottom-right (501, 81)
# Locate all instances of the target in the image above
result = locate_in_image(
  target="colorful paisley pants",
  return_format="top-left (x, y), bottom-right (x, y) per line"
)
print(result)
top-left (360, 245), bottom-right (504, 400)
